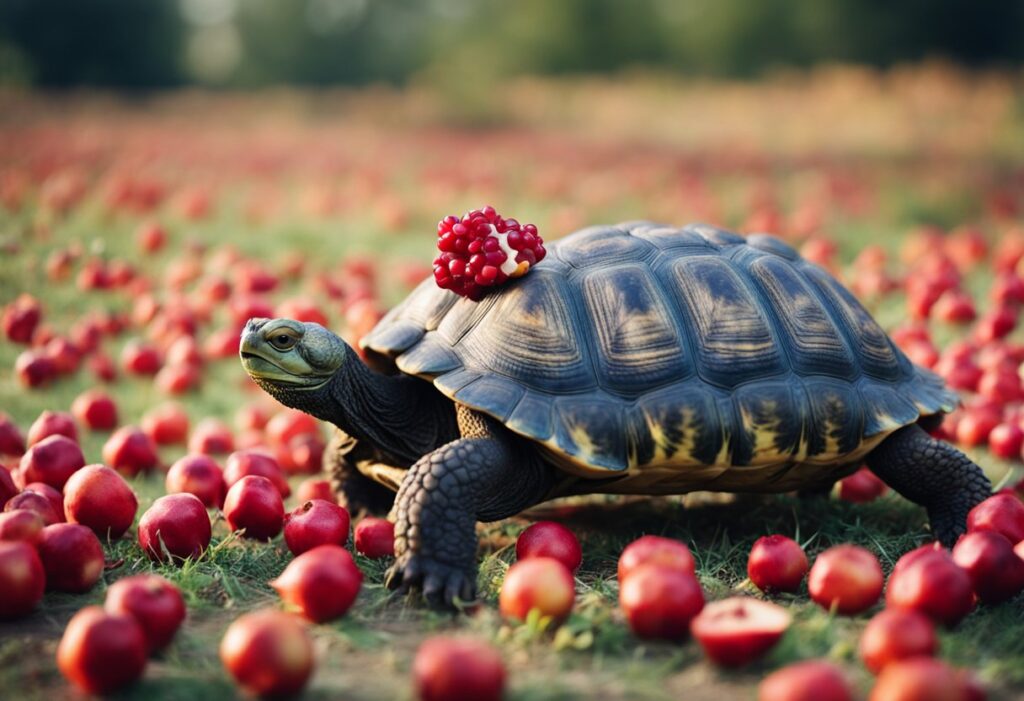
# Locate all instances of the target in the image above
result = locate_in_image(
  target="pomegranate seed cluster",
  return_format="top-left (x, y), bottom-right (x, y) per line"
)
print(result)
top-left (433, 206), bottom-right (546, 300)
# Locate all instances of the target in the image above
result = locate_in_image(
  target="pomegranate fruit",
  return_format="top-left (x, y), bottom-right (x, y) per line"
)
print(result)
top-left (619, 563), bottom-right (704, 640)
top-left (413, 636), bottom-right (505, 701)
top-left (515, 521), bottom-right (582, 572)
top-left (0, 540), bottom-right (45, 618)
top-left (224, 475), bottom-right (284, 540)
top-left (747, 534), bottom-right (809, 593)
top-left (220, 609), bottom-right (314, 696)
top-left (57, 606), bottom-right (148, 694)
top-left (283, 499), bottom-right (351, 555)
top-left (63, 464), bottom-right (138, 538)
top-left (105, 574), bottom-right (187, 653)
top-left (690, 597), bottom-right (792, 667)
top-left (271, 544), bottom-right (363, 622)
top-left (37, 522), bottom-right (105, 592)
top-left (138, 493), bottom-right (212, 562)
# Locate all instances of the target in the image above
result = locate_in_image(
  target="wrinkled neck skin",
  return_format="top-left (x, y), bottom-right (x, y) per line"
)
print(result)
top-left (259, 345), bottom-right (458, 466)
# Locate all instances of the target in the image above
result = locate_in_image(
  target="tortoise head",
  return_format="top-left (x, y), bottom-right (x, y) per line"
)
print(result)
top-left (239, 318), bottom-right (347, 397)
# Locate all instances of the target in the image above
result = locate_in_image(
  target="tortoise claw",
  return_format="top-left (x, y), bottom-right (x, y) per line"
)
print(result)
top-left (385, 554), bottom-right (476, 609)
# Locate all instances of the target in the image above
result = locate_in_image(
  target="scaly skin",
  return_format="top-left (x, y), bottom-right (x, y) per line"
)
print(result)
top-left (866, 424), bottom-right (991, 546)
top-left (385, 407), bottom-right (557, 606)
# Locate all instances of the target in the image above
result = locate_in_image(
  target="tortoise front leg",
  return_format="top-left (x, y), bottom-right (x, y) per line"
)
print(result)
top-left (385, 417), bottom-right (556, 607)
top-left (865, 424), bottom-right (991, 546)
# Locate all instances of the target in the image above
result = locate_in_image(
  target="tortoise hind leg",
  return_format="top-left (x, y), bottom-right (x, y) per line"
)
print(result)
top-left (864, 423), bottom-right (991, 546)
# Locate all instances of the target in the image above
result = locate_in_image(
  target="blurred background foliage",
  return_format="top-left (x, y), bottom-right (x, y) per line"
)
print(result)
top-left (0, 0), bottom-right (1021, 89)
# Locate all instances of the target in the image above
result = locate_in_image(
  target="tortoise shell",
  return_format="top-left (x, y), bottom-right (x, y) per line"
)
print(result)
top-left (361, 222), bottom-right (957, 492)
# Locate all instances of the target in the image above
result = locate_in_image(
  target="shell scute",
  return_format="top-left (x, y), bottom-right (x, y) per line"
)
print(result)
top-left (668, 255), bottom-right (786, 388)
top-left (581, 264), bottom-right (692, 396)
top-left (746, 255), bottom-right (858, 379)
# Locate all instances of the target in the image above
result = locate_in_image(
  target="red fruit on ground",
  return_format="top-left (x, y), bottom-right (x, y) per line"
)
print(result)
top-left (859, 608), bottom-right (939, 674)
top-left (105, 574), bottom-right (186, 653)
top-left (276, 298), bottom-right (329, 327)
top-left (102, 426), bottom-right (160, 476)
top-left (283, 499), bottom-right (351, 555)
top-left (18, 434), bottom-right (85, 490)
top-left (974, 305), bottom-right (1017, 343)
top-left (951, 530), bottom-right (1024, 604)
top-left (807, 544), bottom-right (883, 615)
top-left (165, 454), bottom-right (226, 508)
top-left (188, 417), bottom-right (235, 455)
top-left (136, 221), bottom-right (166, 253)
top-left (71, 389), bottom-right (118, 431)
top-left (63, 464), bottom-right (138, 539)
top-left (204, 328), bottom-right (241, 359)
top-left (37, 523), bottom-right (105, 593)
top-left (500, 556), bottom-right (575, 622)
top-left (138, 493), bottom-right (212, 563)
top-left (837, 467), bottom-right (889, 503)
top-left (220, 610), bottom-right (314, 697)
top-left (955, 410), bottom-right (1000, 447)
top-left (15, 350), bottom-right (57, 387)
top-left (265, 409), bottom-right (320, 447)
top-left (3, 293), bottom-right (42, 344)
top-left (57, 606), bottom-right (148, 694)
top-left (0, 466), bottom-right (16, 507)
top-left (155, 363), bottom-right (201, 394)
top-left (235, 402), bottom-right (273, 433)
top-left (4, 489), bottom-right (61, 525)
top-left (0, 509), bottom-right (45, 543)
top-left (413, 636), bottom-right (506, 701)
top-left (747, 534), bottom-right (809, 593)
top-left (27, 410), bottom-right (78, 446)
top-left (932, 290), bottom-right (976, 323)
top-left (22, 482), bottom-right (65, 520)
top-left (690, 597), bottom-right (792, 667)
top-left (886, 546), bottom-right (974, 627)
top-left (966, 493), bottom-right (1024, 544)
top-left (87, 351), bottom-right (118, 382)
top-left (224, 475), bottom-right (284, 540)
top-left (868, 658), bottom-right (973, 701)
top-left (617, 535), bottom-right (696, 582)
top-left (0, 540), bottom-right (45, 619)
top-left (120, 339), bottom-right (163, 375)
top-left (353, 517), bottom-right (395, 558)
top-left (287, 433), bottom-right (325, 474)
top-left (271, 544), bottom-right (362, 622)
top-left (987, 422), bottom-right (1024, 459)
top-left (0, 414), bottom-right (26, 456)
top-left (516, 521), bottom-right (583, 572)
top-left (758, 660), bottom-right (853, 701)
top-left (977, 366), bottom-right (1023, 404)
top-left (619, 564), bottom-right (704, 640)
top-left (141, 402), bottom-right (190, 445)
top-left (433, 206), bottom-right (546, 300)
top-left (224, 449), bottom-right (291, 497)
top-left (296, 477), bottom-right (335, 503)
top-left (44, 336), bottom-right (80, 374)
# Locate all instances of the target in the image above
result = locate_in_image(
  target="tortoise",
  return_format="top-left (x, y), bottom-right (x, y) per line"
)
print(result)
top-left (240, 221), bottom-right (991, 606)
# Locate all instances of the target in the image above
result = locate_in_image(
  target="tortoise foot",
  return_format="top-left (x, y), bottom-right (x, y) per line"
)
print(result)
top-left (385, 553), bottom-right (476, 609)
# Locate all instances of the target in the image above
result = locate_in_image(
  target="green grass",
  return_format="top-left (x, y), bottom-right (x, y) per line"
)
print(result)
top-left (2, 100), bottom-right (1024, 700)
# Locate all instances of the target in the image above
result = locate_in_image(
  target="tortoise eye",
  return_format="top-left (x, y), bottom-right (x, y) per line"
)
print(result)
top-left (268, 333), bottom-right (297, 350)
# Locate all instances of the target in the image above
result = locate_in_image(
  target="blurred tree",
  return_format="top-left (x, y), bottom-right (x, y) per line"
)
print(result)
top-left (0, 0), bottom-right (184, 87)
top-left (0, 0), bottom-right (1020, 88)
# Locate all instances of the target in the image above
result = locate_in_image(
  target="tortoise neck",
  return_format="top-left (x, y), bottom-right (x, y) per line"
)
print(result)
top-left (324, 346), bottom-right (458, 465)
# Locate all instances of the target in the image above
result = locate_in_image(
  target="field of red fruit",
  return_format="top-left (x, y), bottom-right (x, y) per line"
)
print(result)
top-left (2, 66), bottom-right (1024, 700)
